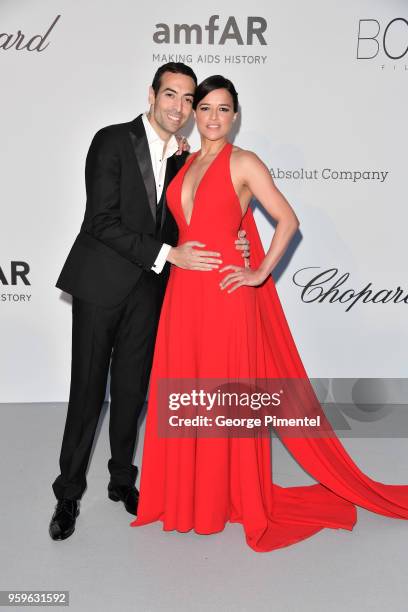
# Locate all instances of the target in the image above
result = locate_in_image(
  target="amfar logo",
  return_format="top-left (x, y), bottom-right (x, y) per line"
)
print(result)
top-left (0, 15), bottom-right (60, 52)
top-left (1, 262), bottom-right (31, 302)
top-left (153, 15), bottom-right (267, 45)
top-left (357, 18), bottom-right (408, 59)
top-left (0, 262), bottom-right (30, 285)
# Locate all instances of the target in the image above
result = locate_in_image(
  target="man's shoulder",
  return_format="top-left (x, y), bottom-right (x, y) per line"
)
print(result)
top-left (91, 116), bottom-right (143, 144)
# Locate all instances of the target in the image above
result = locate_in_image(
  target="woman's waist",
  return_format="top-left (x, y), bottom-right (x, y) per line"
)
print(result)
top-left (177, 236), bottom-right (242, 258)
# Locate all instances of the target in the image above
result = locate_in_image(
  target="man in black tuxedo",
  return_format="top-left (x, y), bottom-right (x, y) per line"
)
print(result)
top-left (49, 62), bottom-right (249, 540)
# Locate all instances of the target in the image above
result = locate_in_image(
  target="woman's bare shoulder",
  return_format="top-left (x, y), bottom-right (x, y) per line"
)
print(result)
top-left (231, 146), bottom-right (264, 167)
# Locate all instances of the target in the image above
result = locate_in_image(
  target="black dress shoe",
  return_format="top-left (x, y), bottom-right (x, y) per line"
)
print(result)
top-left (49, 499), bottom-right (80, 541)
top-left (108, 483), bottom-right (139, 516)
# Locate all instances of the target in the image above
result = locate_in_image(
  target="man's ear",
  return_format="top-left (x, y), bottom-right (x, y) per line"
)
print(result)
top-left (232, 113), bottom-right (238, 122)
top-left (148, 85), bottom-right (155, 107)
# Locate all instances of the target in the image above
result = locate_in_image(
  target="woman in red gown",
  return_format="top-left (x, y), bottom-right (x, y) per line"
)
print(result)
top-left (131, 76), bottom-right (408, 551)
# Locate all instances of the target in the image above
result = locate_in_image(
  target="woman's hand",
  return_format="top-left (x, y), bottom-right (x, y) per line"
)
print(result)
top-left (219, 265), bottom-right (267, 293)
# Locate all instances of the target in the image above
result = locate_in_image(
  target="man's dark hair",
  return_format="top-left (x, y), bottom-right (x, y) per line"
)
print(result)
top-left (151, 62), bottom-right (198, 95)
top-left (193, 75), bottom-right (239, 112)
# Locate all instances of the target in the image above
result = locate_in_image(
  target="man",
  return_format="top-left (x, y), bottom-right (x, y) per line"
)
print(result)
top-left (49, 62), bottom-right (249, 540)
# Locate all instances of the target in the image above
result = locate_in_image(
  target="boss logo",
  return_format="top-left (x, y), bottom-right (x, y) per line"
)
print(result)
top-left (357, 18), bottom-right (408, 59)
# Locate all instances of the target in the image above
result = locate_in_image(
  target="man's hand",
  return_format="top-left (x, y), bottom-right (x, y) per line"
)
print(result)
top-left (175, 135), bottom-right (190, 156)
top-left (235, 229), bottom-right (250, 268)
top-left (167, 242), bottom-right (222, 271)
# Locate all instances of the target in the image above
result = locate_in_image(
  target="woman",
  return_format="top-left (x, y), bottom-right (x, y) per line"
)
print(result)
top-left (131, 75), bottom-right (408, 552)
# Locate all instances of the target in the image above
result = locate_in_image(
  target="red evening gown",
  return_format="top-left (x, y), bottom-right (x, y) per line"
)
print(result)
top-left (130, 142), bottom-right (408, 551)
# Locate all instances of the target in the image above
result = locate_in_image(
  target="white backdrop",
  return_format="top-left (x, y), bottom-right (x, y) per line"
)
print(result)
top-left (1, 0), bottom-right (407, 402)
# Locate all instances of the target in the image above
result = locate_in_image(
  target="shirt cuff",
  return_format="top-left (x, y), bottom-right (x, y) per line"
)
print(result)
top-left (151, 243), bottom-right (172, 274)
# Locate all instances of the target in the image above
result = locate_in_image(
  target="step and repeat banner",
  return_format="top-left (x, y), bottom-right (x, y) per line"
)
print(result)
top-left (1, 1), bottom-right (407, 401)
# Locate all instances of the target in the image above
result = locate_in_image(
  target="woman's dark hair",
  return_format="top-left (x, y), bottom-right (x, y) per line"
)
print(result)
top-left (151, 62), bottom-right (198, 95)
top-left (193, 75), bottom-right (238, 112)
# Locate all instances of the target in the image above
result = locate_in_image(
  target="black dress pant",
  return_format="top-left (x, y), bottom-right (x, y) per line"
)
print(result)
top-left (52, 269), bottom-right (167, 500)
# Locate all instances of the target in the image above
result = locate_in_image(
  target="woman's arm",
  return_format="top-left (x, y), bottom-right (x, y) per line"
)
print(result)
top-left (220, 150), bottom-right (299, 292)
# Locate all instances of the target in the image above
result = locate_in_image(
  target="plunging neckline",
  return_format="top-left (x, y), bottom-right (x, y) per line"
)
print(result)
top-left (180, 142), bottom-right (230, 227)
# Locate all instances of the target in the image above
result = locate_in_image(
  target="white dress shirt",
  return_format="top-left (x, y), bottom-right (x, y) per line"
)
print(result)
top-left (142, 113), bottom-right (179, 274)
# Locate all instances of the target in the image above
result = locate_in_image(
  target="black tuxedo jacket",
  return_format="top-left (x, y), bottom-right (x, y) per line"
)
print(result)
top-left (56, 114), bottom-right (186, 307)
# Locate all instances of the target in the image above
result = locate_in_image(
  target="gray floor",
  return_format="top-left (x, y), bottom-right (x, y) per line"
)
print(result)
top-left (1, 403), bottom-right (408, 612)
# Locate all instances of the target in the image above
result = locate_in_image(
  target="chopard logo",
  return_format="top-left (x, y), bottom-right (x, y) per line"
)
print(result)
top-left (0, 15), bottom-right (61, 52)
top-left (153, 15), bottom-right (267, 45)
top-left (293, 267), bottom-right (408, 312)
